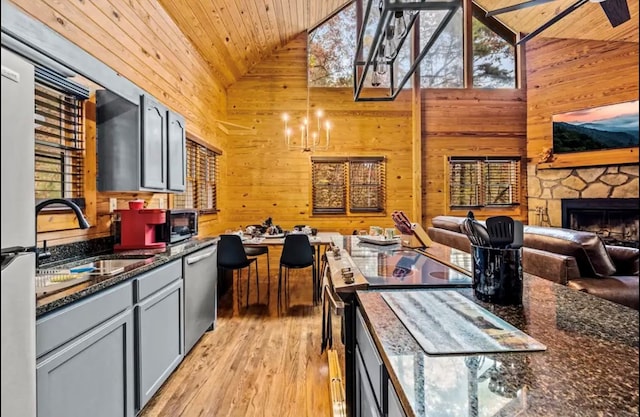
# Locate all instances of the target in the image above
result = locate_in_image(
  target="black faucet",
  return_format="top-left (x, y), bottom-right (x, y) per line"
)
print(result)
top-left (35, 198), bottom-right (91, 267)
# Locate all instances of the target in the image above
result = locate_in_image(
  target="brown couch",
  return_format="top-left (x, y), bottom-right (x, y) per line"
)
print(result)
top-left (427, 216), bottom-right (639, 310)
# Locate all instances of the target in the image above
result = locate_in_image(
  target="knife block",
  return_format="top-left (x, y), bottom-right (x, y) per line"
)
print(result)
top-left (400, 234), bottom-right (423, 248)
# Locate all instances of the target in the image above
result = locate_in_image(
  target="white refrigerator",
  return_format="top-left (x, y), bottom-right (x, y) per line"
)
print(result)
top-left (1, 46), bottom-right (37, 417)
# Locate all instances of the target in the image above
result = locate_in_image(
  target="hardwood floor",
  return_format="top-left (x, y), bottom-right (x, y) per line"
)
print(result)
top-left (140, 263), bottom-right (335, 417)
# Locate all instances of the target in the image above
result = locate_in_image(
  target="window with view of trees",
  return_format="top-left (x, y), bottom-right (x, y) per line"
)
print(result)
top-left (472, 17), bottom-right (515, 88)
top-left (308, 1), bottom-right (516, 89)
top-left (448, 157), bottom-right (520, 208)
top-left (173, 139), bottom-right (219, 213)
top-left (34, 73), bottom-right (89, 206)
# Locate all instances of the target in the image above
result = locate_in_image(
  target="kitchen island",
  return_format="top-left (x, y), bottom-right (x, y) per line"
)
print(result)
top-left (326, 237), bottom-right (639, 417)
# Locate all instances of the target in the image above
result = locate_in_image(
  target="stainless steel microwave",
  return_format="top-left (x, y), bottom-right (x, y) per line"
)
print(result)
top-left (156, 209), bottom-right (198, 244)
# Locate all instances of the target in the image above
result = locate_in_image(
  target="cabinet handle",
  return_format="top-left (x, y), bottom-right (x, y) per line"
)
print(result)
top-left (186, 250), bottom-right (216, 265)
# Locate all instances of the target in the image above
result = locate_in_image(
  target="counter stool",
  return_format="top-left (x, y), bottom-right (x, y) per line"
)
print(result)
top-left (244, 245), bottom-right (270, 305)
top-left (217, 234), bottom-right (258, 309)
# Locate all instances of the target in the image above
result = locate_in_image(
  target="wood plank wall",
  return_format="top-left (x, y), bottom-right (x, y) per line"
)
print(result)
top-left (525, 38), bottom-right (639, 163)
top-left (8, 0), bottom-right (227, 246)
top-left (224, 33), bottom-right (415, 235)
top-left (422, 89), bottom-right (528, 225)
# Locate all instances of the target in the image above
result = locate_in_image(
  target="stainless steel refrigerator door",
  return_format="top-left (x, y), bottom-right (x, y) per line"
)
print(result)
top-left (1, 252), bottom-right (36, 417)
top-left (1, 47), bottom-right (35, 250)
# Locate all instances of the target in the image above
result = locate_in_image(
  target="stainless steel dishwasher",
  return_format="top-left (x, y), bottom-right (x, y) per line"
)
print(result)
top-left (183, 244), bottom-right (218, 353)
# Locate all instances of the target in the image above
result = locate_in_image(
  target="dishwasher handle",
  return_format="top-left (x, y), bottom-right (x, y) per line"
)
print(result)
top-left (185, 249), bottom-right (216, 265)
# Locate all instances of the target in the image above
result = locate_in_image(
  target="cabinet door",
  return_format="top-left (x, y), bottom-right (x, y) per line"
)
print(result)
top-left (355, 347), bottom-right (381, 417)
top-left (36, 310), bottom-right (135, 417)
top-left (387, 382), bottom-right (407, 417)
top-left (135, 279), bottom-right (184, 411)
top-left (141, 94), bottom-right (168, 190)
top-left (167, 111), bottom-right (186, 192)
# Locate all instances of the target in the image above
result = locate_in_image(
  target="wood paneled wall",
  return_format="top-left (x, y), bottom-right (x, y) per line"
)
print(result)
top-left (422, 89), bottom-right (528, 225)
top-left (525, 38), bottom-right (639, 163)
top-left (524, 37), bottom-right (639, 226)
top-left (8, 0), bottom-right (227, 245)
top-left (224, 33), bottom-right (414, 235)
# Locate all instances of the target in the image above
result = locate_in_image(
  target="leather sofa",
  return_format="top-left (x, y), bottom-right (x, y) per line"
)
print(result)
top-left (427, 216), bottom-right (639, 310)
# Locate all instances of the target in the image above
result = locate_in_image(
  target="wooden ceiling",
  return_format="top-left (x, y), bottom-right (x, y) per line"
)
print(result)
top-left (157, 0), bottom-right (639, 88)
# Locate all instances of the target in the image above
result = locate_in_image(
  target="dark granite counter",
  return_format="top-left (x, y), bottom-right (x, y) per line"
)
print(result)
top-left (356, 277), bottom-right (639, 417)
top-left (36, 237), bottom-right (217, 317)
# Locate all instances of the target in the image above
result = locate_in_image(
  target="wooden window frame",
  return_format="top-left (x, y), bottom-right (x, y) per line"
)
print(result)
top-left (34, 81), bottom-right (86, 207)
top-left (173, 138), bottom-right (219, 213)
top-left (447, 156), bottom-right (521, 210)
top-left (312, 156), bottom-right (386, 215)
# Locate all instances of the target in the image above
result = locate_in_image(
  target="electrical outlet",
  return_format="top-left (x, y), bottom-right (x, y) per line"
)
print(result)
top-left (109, 198), bottom-right (117, 213)
top-left (158, 197), bottom-right (166, 209)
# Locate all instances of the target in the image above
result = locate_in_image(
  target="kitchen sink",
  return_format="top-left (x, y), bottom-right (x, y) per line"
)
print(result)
top-left (78, 256), bottom-right (156, 276)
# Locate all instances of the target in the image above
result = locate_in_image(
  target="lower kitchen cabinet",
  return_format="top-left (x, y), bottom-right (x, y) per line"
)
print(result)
top-left (36, 308), bottom-right (135, 417)
top-left (355, 346), bottom-right (382, 417)
top-left (134, 260), bottom-right (184, 411)
top-left (355, 306), bottom-right (408, 417)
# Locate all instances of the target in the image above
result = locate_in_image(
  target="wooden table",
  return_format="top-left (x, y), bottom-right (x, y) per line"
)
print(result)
top-left (242, 232), bottom-right (341, 303)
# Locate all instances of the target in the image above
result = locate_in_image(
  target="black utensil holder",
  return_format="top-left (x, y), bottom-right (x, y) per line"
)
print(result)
top-left (471, 245), bottom-right (523, 305)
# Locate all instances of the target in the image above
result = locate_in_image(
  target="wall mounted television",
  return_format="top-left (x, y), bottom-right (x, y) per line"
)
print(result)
top-left (552, 100), bottom-right (639, 154)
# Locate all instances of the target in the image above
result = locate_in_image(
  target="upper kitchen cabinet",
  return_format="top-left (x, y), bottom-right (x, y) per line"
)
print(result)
top-left (167, 112), bottom-right (186, 192)
top-left (97, 91), bottom-right (186, 192)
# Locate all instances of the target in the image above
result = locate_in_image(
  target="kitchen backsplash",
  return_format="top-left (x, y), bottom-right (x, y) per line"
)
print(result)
top-left (41, 236), bottom-right (115, 266)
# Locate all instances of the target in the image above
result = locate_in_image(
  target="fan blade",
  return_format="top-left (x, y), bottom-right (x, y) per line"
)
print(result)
top-left (516, 0), bottom-right (589, 44)
top-left (486, 0), bottom-right (557, 17)
top-left (600, 0), bottom-right (631, 26)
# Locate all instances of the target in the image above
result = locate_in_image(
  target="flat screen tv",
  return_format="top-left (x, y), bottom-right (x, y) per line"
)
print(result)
top-left (552, 100), bottom-right (639, 154)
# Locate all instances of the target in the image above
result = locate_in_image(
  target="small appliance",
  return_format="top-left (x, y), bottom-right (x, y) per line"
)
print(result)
top-left (155, 209), bottom-right (198, 245)
top-left (114, 208), bottom-right (167, 251)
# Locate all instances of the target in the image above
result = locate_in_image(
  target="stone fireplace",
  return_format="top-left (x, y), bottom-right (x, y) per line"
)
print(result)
top-left (561, 198), bottom-right (639, 248)
top-left (527, 164), bottom-right (639, 233)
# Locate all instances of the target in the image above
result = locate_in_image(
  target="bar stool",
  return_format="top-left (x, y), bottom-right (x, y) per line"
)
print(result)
top-left (217, 234), bottom-right (258, 309)
top-left (244, 245), bottom-right (270, 305)
top-left (278, 234), bottom-right (316, 311)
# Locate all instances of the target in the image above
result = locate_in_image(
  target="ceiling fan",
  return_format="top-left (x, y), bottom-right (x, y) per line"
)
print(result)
top-left (486, 0), bottom-right (631, 44)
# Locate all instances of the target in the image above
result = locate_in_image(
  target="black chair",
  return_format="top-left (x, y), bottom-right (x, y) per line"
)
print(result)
top-left (244, 245), bottom-right (270, 305)
top-left (217, 234), bottom-right (259, 309)
top-left (278, 234), bottom-right (316, 310)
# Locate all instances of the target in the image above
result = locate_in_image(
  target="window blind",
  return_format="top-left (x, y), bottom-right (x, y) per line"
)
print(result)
top-left (311, 157), bottom-right (347, 214)
top-left (349, 157), bottom-right (385, 212)
top-left (449, 157), bottom-right (520, 208)
top-left (174, 139), bottom-right (219, 213)
top-left (34, 82), bottom-right (85, 202)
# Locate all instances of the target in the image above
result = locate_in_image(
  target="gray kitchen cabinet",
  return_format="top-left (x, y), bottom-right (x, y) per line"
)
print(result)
top-left (387, 382), bottom-right (407, 417)
top-left (134, 260), bottom-right (184, 411)
top-left (96, 91), bottom-right (186, 192)
top-left (355, 346), bottom-right (382, 417)
top-left (35, 282), bottom-right (135, 417)
top-left (183, 244), bottom-right (218, 353)
top-left (167, 111), bottom-right (186, 192)
top-left (141, 94), bottom-right (168, 190)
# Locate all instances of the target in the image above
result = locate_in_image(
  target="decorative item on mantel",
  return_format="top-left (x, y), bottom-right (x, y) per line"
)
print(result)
top-left (282, 0), bottom-right (330, 152)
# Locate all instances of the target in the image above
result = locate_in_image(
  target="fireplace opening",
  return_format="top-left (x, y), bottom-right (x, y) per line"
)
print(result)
top-left (562, 198), bottom-right (639, 248)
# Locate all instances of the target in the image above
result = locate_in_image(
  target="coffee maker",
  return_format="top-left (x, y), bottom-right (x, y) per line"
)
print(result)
top-left (114, 208), bottom-right (167, 251)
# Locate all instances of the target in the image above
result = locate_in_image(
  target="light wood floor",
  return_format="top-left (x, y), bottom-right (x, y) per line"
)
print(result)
top-left (140, 260), bottom-right (337, 417)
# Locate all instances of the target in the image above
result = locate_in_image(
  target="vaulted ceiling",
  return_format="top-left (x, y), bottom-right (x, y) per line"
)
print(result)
top-left (157, 0), bottom-right (639, 88)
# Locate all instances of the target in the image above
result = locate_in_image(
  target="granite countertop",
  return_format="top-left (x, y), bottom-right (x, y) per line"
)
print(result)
top-left (36, 237), bottom-right (218, 317)
top-left (356, 277), bottom-right (639, 417)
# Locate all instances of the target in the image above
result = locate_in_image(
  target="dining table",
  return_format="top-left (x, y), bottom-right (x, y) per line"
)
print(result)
top-left (242, 232), bottom-right (341, 303)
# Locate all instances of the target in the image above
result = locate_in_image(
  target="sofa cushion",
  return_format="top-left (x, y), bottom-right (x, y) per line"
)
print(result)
top-left (431, 216), bottom-right (468, 233)
top-left (523, 226), bottom-right (616, 278)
